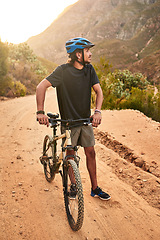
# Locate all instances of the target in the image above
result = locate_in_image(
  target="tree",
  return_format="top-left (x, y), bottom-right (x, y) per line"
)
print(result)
top-left (0, 40), bottom-right (8, 76)
top-left (8, 42), bottom-right (36, 63)
top-left (0, 40), bottom-right (11, 95)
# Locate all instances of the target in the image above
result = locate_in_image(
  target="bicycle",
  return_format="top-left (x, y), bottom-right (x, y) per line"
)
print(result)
top-left (39, 112), bottom-right (91, 231)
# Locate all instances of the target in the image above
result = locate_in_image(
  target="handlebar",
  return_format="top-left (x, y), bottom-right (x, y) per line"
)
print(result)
top-left (47, 113), bottom-right (92, 128)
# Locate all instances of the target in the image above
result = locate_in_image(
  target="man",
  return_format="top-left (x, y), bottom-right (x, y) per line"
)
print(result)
top-left (36, 37), bottom-right (111, 200)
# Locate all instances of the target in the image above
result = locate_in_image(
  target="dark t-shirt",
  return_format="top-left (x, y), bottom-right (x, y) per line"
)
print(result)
top-left (46, 63), bottom-right (99, 120)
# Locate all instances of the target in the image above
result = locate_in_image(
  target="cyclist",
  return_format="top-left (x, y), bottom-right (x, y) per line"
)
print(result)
top-left (36, 37), bottom-right (111, 200)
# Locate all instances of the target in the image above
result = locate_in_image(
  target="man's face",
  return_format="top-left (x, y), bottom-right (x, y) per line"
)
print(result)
top-left (77, 47), bottom-right (92, 64)
top-left (83, 47), bottom-right (92, 64)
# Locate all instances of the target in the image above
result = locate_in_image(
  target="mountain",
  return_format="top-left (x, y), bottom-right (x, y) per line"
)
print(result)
top-left (27, 0), bottom-right (160, 83)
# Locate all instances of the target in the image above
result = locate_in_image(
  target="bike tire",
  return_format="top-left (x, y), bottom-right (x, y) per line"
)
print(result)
top-left (42, 135), bottom-right (56, 182)
top-left (63, 159), bottom-right (84, 231)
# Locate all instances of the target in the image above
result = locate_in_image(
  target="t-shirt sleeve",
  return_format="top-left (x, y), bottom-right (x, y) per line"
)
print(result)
top-left (46, 65), bottom-right (62, 87)
top-left (90, 65), bottom-right (100, 86)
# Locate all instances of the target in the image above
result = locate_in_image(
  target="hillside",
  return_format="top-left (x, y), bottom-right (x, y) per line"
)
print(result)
top-left (27, 0), bottom-right (160, 83)
top-left (128, 50), bottom-right (160, 83)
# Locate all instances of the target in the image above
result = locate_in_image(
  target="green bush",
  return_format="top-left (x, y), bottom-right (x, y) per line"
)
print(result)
top-left (13, 81), bottom-right (26, 97)
top-left (92, 58), bottom-right (160, 122)
top-left (119, 87), bottom-right (160, 122)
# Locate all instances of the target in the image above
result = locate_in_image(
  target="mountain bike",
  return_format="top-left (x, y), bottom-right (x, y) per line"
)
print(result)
top-left (39, 112), bottom-right (91, 231)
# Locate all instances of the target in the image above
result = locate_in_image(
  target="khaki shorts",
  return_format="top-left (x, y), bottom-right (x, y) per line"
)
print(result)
top-left (61, 124), bottom-right (95, 147)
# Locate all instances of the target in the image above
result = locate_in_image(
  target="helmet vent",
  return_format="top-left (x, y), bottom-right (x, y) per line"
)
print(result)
top-left (81, 40), bottom-right (90, 43)
top-left (75, 42), bottom-right (85, 46)
top-left (66, 42), bottom-right (74, 46)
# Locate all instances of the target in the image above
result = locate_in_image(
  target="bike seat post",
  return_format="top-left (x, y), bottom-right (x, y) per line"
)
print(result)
top-left (53, 125), bottom-right (57, 137)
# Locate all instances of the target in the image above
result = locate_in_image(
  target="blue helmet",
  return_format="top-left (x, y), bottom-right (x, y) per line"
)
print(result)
top-left (65, 37), bottom-right (95, 53)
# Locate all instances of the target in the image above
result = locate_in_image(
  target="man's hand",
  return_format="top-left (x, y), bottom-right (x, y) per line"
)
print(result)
top-left (37, 114), bottom-right (49, 127)
top-left (91, 112), bottom-right (102, 127)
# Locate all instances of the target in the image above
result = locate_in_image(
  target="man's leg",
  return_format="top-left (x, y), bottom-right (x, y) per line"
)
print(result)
top-left (84, 146), bottom-right (111, 200)
top-left (84, 146), bottom-right (97, 190)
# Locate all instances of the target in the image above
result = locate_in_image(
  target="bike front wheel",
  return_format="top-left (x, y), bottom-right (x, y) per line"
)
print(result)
top-left (42, 135), bottom-right (56, 182)
top-left (63, 159), bottom-right (84, 231)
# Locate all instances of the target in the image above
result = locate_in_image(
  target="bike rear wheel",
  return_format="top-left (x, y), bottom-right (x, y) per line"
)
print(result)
top-left (63, 159), bottom-right (84, 231)
top-left (42, 135), bottom-right (56, 182)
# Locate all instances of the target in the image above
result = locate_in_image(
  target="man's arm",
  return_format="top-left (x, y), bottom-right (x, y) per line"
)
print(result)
top-left (36, 79), bottom-right (52, 127)
top-left (92, 83), bottom-right (103, 127)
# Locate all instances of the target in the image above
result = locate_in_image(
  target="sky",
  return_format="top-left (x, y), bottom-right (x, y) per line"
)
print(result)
top-left (0, 0), bottom-right (78, 44)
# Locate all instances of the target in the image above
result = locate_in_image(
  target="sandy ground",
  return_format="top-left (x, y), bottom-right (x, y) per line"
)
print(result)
top-left (0, 88), bottom-right (160, 240)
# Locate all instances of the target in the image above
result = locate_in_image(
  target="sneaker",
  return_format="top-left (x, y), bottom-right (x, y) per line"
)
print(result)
top-left (69, 183), bottom-right (77, 200)
top-left (91, 186), bottom-right (111, 200)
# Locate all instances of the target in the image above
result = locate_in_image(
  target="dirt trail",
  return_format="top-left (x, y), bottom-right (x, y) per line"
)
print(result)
top-left (0, 88), bottom-right (160, 240)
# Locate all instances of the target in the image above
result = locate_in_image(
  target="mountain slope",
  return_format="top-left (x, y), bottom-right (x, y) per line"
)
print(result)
top-left (27, 0), bottom-right (160, 82)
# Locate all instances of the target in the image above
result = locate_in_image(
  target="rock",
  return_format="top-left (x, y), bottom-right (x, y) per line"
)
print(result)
top-left (142, 163), bottom-right (150, 172)
top-left (134, 158), bottom-right (145, 168)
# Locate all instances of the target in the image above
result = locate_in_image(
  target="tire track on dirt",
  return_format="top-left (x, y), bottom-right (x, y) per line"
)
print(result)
top-left (94, 129), bottom-right (160, 209)
top-left (95, 129), bottom-right (160, 178)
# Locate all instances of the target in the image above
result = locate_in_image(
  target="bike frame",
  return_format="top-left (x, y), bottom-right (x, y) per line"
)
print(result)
top-left (51, 124), bottom-right (79, 170)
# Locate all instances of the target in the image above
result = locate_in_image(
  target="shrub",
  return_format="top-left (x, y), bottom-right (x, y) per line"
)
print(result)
top-left (5, 42), bottom-right (49, 95)
top-left (11, 81), bottom-right (27, 97)
top-left (92, 58), bottom-right (160, 122)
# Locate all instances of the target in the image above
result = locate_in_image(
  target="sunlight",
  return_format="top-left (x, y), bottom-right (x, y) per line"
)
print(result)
top-left (0, 0), bottom-right (78, 44)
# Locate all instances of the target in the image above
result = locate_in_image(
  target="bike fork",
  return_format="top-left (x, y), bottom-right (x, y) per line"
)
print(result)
top-left (59, 170), bottom-right (63, 177)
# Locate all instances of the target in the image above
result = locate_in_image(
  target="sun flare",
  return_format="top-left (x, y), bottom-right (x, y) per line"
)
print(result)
top-left (0, 0), bottom-right (78, 44)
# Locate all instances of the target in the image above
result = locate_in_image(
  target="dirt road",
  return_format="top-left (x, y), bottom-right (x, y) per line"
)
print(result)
top-left (0, 88), bottom-right (160, 240)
